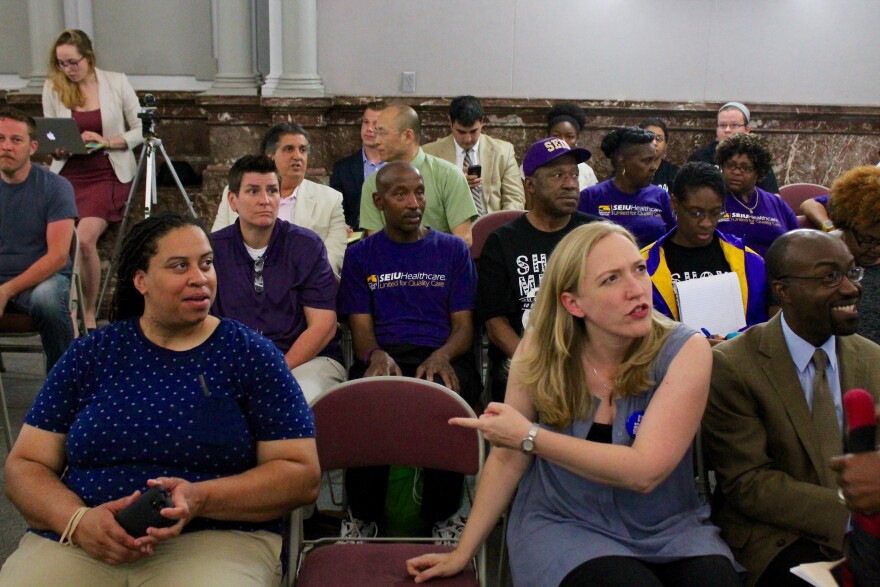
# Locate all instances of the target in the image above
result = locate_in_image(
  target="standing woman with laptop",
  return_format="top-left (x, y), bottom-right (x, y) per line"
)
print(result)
top-left (42, 29), bottom-right (143, 330)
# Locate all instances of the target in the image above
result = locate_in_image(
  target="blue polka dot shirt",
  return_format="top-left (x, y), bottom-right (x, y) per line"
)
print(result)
top-left (25, 317), bottom-right (315, 538)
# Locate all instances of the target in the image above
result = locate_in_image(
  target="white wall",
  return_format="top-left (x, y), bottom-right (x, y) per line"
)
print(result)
top-left (317, 0), bottom-right (880, 105)
top-left (2, 0), bottom-right (877, 105)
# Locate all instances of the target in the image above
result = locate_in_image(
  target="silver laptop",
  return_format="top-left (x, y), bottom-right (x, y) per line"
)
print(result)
top-left (34, 117), bottom-right (90, 155)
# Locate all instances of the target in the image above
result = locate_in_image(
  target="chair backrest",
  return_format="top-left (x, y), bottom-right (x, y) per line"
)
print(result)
top-left (310, 376), bottom-right (483, 475)
top-left (470, 210), bottom-right (526, 261)
top-left (778, 183), bottom-right (830, 213)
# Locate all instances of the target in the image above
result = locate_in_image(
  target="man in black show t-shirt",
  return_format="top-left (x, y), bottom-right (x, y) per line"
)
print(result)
top-left (477, 137), bottom-right (600, 401)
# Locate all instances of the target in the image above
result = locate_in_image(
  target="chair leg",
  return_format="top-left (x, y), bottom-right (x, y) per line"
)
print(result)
top-left (0, 374), bottom-right (14, 452)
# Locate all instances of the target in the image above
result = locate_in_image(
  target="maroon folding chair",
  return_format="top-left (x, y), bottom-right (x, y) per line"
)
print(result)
top-left (470, 210), bottom-right (526, 264)
top-left (778, 183), bottom-right (830, 213)
top-left (287, 376), bottom-right (486, 586)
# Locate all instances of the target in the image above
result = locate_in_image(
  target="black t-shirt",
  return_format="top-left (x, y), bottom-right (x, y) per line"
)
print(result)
top-left (688, 141), bottom-right (780, 193)
top-left (478, 212), bottom-right (599, 357)
top-left (652, 159), bottom-right (679, 194)
top-left (663, 235), bottom-right (731, 283)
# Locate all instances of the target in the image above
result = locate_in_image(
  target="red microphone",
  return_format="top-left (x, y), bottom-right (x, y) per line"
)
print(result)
top-left (844, 389), bottom-right (877, 454)
top-left (841, 389), bottom-right (880, 587)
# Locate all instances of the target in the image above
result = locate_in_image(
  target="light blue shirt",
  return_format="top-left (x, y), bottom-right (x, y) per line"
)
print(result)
top-left (362, 147), bottom-right (383, 180)
top-left (780, 312), bottom-right (843, 433)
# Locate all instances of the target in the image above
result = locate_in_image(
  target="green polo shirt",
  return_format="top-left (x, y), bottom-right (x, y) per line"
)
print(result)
top-left (359, 148), bottom-right (478, 233)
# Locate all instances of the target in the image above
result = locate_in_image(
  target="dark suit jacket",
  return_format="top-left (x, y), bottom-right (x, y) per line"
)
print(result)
top-left (330, 149), bottom-right (365, 228)
top-left (703, 313), bottom-right (880, 586)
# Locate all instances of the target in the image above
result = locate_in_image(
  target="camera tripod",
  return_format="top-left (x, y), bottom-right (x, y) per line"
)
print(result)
top-left (97, 94), bottom-right (198, 316)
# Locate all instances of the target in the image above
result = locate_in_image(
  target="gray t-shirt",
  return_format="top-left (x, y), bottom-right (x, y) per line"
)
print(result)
top-left (0, 164), bottom-right (77, 282)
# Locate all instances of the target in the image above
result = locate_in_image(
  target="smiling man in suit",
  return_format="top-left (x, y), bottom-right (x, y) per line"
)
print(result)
top-left (423, 95), bottom-right (525, 216)
top-left (330, 101), bottom-right (386, 229)
top-left (212, 123), bottom-right (347, 274)
top-left (703, 229), bottom-right (880, 587)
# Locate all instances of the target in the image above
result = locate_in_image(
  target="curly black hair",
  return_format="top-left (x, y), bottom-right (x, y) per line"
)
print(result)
top-left (715, 133), bottom-right (773, 182)
top-left (671, 162), bottom-right (726, 203)
top-left (547, 103), bottom-right (586, 134)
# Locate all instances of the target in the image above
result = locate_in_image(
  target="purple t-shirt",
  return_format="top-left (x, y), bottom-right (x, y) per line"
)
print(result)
top-left (338, 229), bottom-right (476, 349)
top-left (718, 187), bottom-right (799, 256)
top-left (211, 219), bottom-right (342, 363)
top-left (578, 179), bottom-right (676, 248)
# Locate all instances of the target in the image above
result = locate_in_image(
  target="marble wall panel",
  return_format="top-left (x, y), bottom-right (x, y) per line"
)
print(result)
top-left (4, 90), bottom-right (879, 313)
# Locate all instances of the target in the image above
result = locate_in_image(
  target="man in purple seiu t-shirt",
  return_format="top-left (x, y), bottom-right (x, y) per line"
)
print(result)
top-left (211, 155), bottom-right (344, 404)
top-left (337, 161), bottom-right (479, 538)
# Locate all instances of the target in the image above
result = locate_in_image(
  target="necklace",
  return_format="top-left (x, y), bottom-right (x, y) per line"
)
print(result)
top-left (585, 356), bottom-right (614, 404)
top-left (730, 189), bottom-right (759, 214)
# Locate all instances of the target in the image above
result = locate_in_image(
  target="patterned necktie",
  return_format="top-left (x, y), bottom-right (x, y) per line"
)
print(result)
top-left (463, 149), bottom-right (485, 216)
top-left (811, 348), bottom-right (843, 485)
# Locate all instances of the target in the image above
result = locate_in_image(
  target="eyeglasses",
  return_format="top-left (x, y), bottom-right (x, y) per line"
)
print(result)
top-left (717, 123), bottom-right (747, 131)
top-left (778, 266), bottom-right (864, 288)
top-left (56, 56), bottom-right (86, 70)
top-left (253, 256), bottom-right (265, 293)
top-left (652, 135), bottom-right (666, 144)
top-left (677, 206), bottom-right (726, 221)
top-left (721, 160), bottom-right (756, 174)
top-left (848, 226), bottom-right (880, 250)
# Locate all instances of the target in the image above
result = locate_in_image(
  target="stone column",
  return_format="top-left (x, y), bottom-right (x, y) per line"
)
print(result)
top-left (272, 0), bottom-right (325, 97)
top-left (25, 0), bottom-right (66, 91)
top-left (205, 0), bottom-right (260, 95)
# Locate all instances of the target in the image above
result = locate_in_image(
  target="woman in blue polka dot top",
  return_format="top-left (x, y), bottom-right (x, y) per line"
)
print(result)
top-left (0, 212), bottom-right (320, 586)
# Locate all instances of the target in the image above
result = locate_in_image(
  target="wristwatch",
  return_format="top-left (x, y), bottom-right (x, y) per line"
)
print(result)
top-left (520, 423), bottom-right (540, 454)
top-left (821, 220), bottom-right (835, 232)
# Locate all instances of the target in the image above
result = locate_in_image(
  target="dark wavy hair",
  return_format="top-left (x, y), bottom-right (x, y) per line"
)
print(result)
top-left (600, 127), bottom-right (655, 171)
top-left (715, 133), bottom-right (773, 182)
top-left (228, 154), bottom-right (280, 194)
top-left (671, 162), bottom-right (726, 203)
top-left (639, 117), bottom-right (669, 140)
top-left (110, 212), bottom-right (209, 322)
top-left (449, 95), bottom-right (484, 126)
top-left (547, 103), bottom-right (586, 134)
top-left (260, 122), bottom-right (310, 157)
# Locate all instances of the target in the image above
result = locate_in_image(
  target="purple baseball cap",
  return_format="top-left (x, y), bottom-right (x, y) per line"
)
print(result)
top-left (523, 137), bottom-right (592, 177)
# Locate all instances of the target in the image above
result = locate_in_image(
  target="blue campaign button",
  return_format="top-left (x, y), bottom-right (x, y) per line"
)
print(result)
top-left (626, 411), bottom-right (645, 439)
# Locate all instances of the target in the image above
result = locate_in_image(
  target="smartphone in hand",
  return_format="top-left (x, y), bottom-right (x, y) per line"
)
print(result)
top-left (115, 485), bottom-right (176, 537)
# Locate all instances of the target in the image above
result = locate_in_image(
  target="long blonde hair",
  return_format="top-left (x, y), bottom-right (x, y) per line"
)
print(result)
top-left (515, 222), bottom-right (674, 429)
top-left (47, 29), bottom-right (96, 110)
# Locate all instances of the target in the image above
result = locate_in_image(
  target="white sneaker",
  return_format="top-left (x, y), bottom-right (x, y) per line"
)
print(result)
top-left (432, 514), bottom-right (467, 546)
top-left (340, 510), bottom-right (378, 542)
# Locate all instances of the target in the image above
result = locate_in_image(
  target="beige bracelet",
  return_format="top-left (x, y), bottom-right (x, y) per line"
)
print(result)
top-left (59, 506), bottom-right (90, 546)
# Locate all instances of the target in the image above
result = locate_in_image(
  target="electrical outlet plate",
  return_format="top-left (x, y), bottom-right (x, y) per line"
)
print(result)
top-left (402, 71), bottom-right (416, 93)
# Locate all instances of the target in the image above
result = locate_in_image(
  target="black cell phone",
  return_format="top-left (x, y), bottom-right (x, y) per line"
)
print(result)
top-left (115, 484), bottom-right (176, 537)
top-left (467, 164), bottom-right (482, 177)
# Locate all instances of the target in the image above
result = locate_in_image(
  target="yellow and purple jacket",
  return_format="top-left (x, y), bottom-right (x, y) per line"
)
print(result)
top-left (641, 229), bottom-right (769, 326)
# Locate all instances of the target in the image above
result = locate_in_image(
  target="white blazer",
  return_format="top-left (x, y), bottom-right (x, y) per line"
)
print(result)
top-left (212, 179), bottom-right (347, 275)
top-left (42, 68), bottom-right (143, 183)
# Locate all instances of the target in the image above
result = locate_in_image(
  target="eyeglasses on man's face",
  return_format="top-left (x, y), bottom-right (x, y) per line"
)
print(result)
top-left (717, 123), bottom-right (746, 131)
top-left (777, 266), bottom-right (864, 288)
top-left (677, 206), bottom-right (726, 221)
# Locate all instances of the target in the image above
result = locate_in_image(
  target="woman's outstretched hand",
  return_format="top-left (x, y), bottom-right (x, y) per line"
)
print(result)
top-left (450, 402), bottom-right (532, 451)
